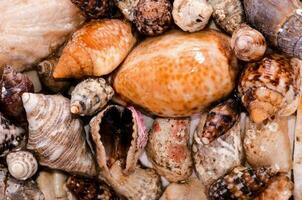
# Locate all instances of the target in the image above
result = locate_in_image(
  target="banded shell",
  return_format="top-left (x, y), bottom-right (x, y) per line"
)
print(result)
top-left (71, 78), bottom-right (114, 116)
top-left (6, 151), bottom-right (38, 181)
top-left (22, 93), bottom-right (96, 176)
top-left (208, 166), bottom-right (277, 200)
top-left (238, 54), bottom-right (301, 123)
top-left (146, 118), bottom-right (193, 182)
top-left (71, 0), bottom-right (112, 19)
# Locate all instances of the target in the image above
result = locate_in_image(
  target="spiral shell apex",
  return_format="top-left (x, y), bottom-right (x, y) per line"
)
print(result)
top-left (6, 151), bottom-right (38, 181)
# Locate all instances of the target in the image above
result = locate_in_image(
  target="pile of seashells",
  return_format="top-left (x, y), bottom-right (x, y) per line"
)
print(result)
top-left (0, 0), bottom-right (302, 199)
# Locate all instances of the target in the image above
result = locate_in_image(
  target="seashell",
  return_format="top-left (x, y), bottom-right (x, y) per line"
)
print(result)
top-left (0, 0), bottom-right (84, 72)
top-left (23, 70), bottom-right (43, 93)
top-left (146, 118), bottom-right (193, 182)
top-left (192, 111), bottom-right (243, 186)
top-left (113, 30), bottom-right (239, 117)
top-left (0, 66), bottom-right (34, 125)
top-left (244, 117), bottom-right (292, 172)
top-left (114, 0), bottom-right (139, 21)
top-left (172, 0), bottom-right (213, 32)
top-left (71, 78), bottom-right (114, 116)
top-left (208, 0), bottom-right (245, 34)
top-left (0, 113), bottom-right (25, 157)
top-left (6, 151), bottom-right (38, 181)
top-left (159, 178), bottom-right (208, 200)
top-left (71, 0), bottom-right (112, 19)
top-left (22, 93), bottom-right (96, 176)
top-left (238, 54), bottom-right (301, 124)
top-left (53, 19), bottom-right (136, 79)
top-left (231, 24), bottom-right (267, 62)
top-left (243, 0), bottom-right (302, 59)
top-left (90, 105), bottom-right (148, 175)
top-left (208, 166), bottom-right (277, 200)
top-left (294, 95), bottom-right (302, 199)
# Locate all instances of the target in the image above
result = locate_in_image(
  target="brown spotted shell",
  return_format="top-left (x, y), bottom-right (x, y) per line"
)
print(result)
top-left (146, 118), bottom-right (193, 182)
top-left (71, 0), bottom-right (112, 19)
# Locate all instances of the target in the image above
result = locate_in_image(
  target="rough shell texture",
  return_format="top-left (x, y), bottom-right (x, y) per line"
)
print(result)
top-left (231, 24), bottom-right (267, 62)
top-left (146, 118), bottom-right (192, 182)
top-left (193, 114), bottom-right (243, 186)
top-left (209, 0), bottom-right (245, 34)
top-left (6, 151), bottom-right (38, 181)
top-left (71, 78), bottom-right (114, 116)
top-left (294, 96), bottom-right (302, 199)
top-left (172, 0), bottom-right (213, 32)
top-left (208, 166), bottom-right (277, 200)
top-left (71, 0), bottom-right (111, 19)
top-left (243, 0), bottom-right (302, 59)
top-left (113, 30), bottom-right (238, 117)
top-left (159, 178), bottom-right (207, 200)
top-left (244, 117), bottom-right (292, 172)
top-left (53, 19), bottom-right (136, 79)
top-left (114, 0), bottom-right (139, 21)
top-left (238, 54), bottom-right (301, 123)
top-left (0, 0), bottom-right (84, 72)
top-left (22, 93), bottom-right (96, 176)
top-left (133, 0), bottom-right (172, 36)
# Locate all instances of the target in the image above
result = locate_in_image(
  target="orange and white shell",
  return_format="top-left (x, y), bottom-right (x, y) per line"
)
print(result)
top-left (113, 30), bottom-right (238, 117)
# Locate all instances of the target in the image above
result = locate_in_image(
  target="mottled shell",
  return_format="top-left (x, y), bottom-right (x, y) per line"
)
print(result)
top-left (209, 166), bottom-right (277, 200)
top-left (159, 178), bottom-right (207, 200)
top-left (71, 0), bottom-right (111, 19)
top-left (113, 30), bottom-right (238, 117)
top-left (238, 54), bottom-right (301, 123)
top-left (0, 0), bottom-right (84, 72)
top-left (114, 0), bottom-right (139, 21)
top-left (231, 24), bottom-right (267, 62)
top-left (6, 151), bottom-right (38, 181)
top-left (22, 93), bottom-right (96, 176)
top-left (53, 19), bottom-right (136, 79)
top-left (294, 96), bottom-right (302, 199)
top-left (209, 0), bottom-right (245, 34)
top-left (71, 78), bottom-right (114, 116)
top-left (172, 0), bottom-right (213, 32)
top-left (146, 118), bottom-right (192, 182)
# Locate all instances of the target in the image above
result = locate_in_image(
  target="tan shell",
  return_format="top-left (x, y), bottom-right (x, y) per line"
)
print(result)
top-left (22, 93), bottom-right (96, 176)
top-left (115, 0), bottom-right (139, 21)
top-left (294, 95), bottom-right (302, 199)
top-left (192, 113), bottom-right (243, 186)
top-left (146, 118), bottom-right (192, 182)
top-left (113, 30), bottom-right (238, 117)
top-left (53, 19), bottom-right (136, 79)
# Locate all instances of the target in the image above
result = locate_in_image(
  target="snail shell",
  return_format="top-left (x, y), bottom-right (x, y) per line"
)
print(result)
top-left (6, 151), bottom-right (38, 181)
top-left (146, 118), bottom-right (193, 182)
top-left (71, 78), bottom-right (114, 116)
top-left (22, 93), bottom-right (96, 176)
top-left (231, 24), bottom-right (267, 61)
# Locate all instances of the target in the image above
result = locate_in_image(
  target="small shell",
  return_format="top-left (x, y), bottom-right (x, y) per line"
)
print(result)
top-left (146, 118), bottom-right (193, 182)
top-left (231, 24), bottom-right (267, 61)
top-left (238, 54), bottom-right (301, 123)
top-left (71, 0), bottom-right (112, 19)
top-left (208, 166), bottom-right (277, 200)
top-left (172, 0), bottom-right (213, 32)
top-left (71, 78), bottom-right (114, 116)
top-left (6, 151), bottom-right (38, 181)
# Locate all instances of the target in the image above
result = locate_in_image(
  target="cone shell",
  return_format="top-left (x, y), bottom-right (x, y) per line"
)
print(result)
top-left (71, 78), bottom-right (114, 116)
top-left (146, 118), bottom-right (192, 182)
top-left (53, 19), bottom-right (136, 79)
top-left (113, 30), bottom-right (238, 117)
top-left (22, 93), bottom-right (96, 176)
top-left (6, 151), bottom-right (38, 181)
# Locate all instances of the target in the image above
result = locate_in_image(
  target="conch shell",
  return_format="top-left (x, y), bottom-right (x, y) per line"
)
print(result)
top-left (146, 118), bottom-right (193, 182)
top-left (53, 19), bottom-right (136, 79)
top-left (22, 93), bottom-right (96, 176)
top-left (6, 150), bottom-right (38, 181)
top-left (113, 30), bottom-right (238, 117)
top-left (0, 0), bottom-right (84, 72)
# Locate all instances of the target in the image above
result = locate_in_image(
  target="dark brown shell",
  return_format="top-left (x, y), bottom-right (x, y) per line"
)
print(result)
top-left (243, 0), bottom-right (302, 59)
top-left (71, 0), bottom-right (112, 19)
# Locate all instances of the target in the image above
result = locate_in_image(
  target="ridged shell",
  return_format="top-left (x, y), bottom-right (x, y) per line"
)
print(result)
top-left (6, 151), bottom-right (38, 181)
top-left (146, 118), bottom-right (193, 182)
top-left (53, 19), bottom-right (136, 79)
top-left (22, 93), bottom-right (96, 176)
top-left (113, 30), bottom-right (238, 117)
top-left (71, 78), bottom-right (114, 116)
top-left (0, 0), bottom-right (84, 72)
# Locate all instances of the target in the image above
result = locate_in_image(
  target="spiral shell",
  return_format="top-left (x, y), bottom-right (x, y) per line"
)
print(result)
top-left (71, 0), bottom-right (112, 19)
top-left (231, 24), bottom-right (267, 61)
top-left (71, 78), bottom-right (114, 116)
top-left (22, 93), bottom-right (96, 176)
top-left (6, 151), bottom-right (38, 181)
